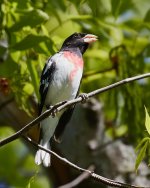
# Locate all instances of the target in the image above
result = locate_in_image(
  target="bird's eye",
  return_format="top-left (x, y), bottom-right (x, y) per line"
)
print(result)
top-left (67, 42), bottom-right (71, 45)
top-left (74, 33), bottom-right (80, 38)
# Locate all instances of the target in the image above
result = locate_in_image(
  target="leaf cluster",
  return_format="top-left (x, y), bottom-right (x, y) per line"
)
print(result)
top-left (135, 107), bottom-right (150, 171)
top-left (0, 0), bottom-right (150, 186)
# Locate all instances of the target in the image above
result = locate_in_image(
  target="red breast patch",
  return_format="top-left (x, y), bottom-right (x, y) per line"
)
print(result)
top-left (63, 51), bottom-right (83, 80)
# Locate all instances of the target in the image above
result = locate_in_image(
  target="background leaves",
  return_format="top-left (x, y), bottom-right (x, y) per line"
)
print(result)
top-left (0, 0), bottom-right (150, 187)
top-left (135, 107), bottom-right (150, 171)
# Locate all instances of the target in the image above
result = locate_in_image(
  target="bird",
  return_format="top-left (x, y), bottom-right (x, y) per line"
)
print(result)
top-left (35, 32), bottom-right (98, 167)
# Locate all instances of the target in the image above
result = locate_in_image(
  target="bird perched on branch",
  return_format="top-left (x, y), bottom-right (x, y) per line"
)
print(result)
top-left (35, 32), bottom-right (98, 167)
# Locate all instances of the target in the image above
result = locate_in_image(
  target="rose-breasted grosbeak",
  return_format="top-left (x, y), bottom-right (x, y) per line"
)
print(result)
top-left (35, 32), bottom-right (97, 167)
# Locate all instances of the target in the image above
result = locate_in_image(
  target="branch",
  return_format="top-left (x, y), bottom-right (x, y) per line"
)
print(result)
top-left (57, 165), bottom-right (95, 188)
top-left (83, 67), bottom-right (114, 78)
top-left (0, 73), bottom-right (150, 147)
top-left (24, 136), bottom-right (149, 188)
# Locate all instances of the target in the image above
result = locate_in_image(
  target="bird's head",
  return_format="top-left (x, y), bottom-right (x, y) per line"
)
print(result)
top-left (60, 32), bottom-right (98, 54)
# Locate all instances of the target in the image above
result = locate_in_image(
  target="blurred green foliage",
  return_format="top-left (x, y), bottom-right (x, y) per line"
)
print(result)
top-left (0, 127), bottom-right (50, 188)
top-left (135, 107), bottom-right (150, 172)
top-left (0, 0), bottom-right (150, 187)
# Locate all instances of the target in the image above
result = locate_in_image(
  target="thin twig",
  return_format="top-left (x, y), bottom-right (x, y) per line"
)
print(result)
top-left (24, 136), bottom-right (149, 188)
top-left (0, 73), bottom-right (150, 147)
top-left (57, 165), bottom-right (95, 188)
top-left (83, 67), bottom-right (114, 78)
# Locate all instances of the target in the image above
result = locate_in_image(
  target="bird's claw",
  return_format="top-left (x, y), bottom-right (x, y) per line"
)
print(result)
top-left (46, 104), bottom-right (53, 110)
top-left (51, 108), bottom-right (58, 118)
top-left (46, 105), bottom-right (56, 117)
top-left (79, 93), bottom-right (89, 103)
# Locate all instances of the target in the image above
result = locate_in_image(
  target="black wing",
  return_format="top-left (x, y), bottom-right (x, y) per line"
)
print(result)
top-left (39, 57), bottom-right (56, 115)
top-left (53, 106), bottom-right (75, 142)
top-left (54, 81), bottom-right (81, 142)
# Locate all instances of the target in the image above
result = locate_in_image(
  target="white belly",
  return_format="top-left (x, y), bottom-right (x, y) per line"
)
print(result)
top-left (41, 53), bottom-right (83, 142)
top-left (45, 55), bottom-right (83, 105)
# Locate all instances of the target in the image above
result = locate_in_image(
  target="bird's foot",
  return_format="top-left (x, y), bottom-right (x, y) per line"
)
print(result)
top-left (46, 104), bottom-right (53, 110)
top-left (46, 105), bottom-right (56, 117)
top-left (51, 108), bottom-right (58, 118)
top-left (79, 93), bottom-right (89, 103)
top-left (50, 100), bottom-right (67, 117)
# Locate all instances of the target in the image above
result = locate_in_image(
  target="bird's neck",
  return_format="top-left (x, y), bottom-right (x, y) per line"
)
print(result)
top-left (61, 47), bottom-right (83, 56)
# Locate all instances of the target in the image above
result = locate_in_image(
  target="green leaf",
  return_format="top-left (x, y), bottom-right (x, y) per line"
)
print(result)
top-left (10, 9), bottom-right (49, 32)
top-left (144, 106), bottom-right (150, 135)
top-left (12, 34), bottom-right (50, 51)
top-left (111, 0), bottom-right (122, 18)
top-left (26, 172), bottom-right (36, 188)
top-left (111, 0), bottom-right (136, 19)
top-left (87, 0), bottom-right (101, 16)
top-left (70, 15), bottom-right (92, 21)
top-left (26, 182), bottom-right (30, 188)
top-left (23, 83), bottom-right (34, 95)
top-left (135, 140), bottom-right (148, 172)
top-left (0, 44), bottom-right (7, 57)
top-left (135, 137), bottom-right (150, 152)
top-left (144, 9), bottom-right (150, 22)
top-left (26, 59), bottom-right (39, 100)
top-left (0, 56), bottom-right (19, 77)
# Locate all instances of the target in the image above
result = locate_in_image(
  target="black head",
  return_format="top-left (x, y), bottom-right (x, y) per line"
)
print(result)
top-left (60, 32), bottom-right (97, 54)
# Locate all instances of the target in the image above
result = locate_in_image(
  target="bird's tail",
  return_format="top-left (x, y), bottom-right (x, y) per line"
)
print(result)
top-left (35, 140), bottom-right (51, 167)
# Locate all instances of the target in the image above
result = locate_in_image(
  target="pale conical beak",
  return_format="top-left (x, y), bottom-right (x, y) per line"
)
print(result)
top-left (83, 34), bottom-right (98, 43)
